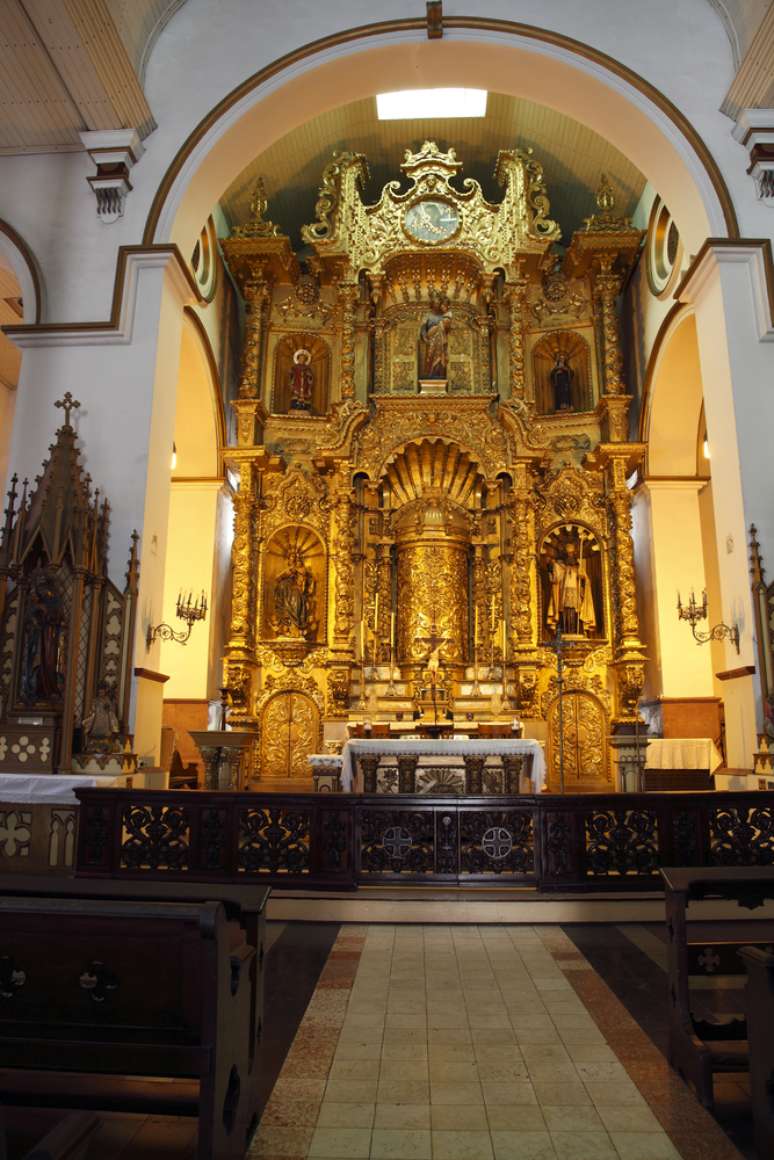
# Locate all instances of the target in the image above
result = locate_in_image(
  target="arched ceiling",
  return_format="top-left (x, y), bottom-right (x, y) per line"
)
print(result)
top-left (220, 92), bottom-right (647, 247)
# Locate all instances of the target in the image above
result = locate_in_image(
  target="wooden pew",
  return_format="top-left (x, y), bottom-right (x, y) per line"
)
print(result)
top-left (661, 867), bottom-right (774, 1109)
top-left (739, 946), bottom-right (774, 1160)
top-left (0, 876), bottom-right (268, 1156)
top-left (0, 894), bottom-right (260, 1159)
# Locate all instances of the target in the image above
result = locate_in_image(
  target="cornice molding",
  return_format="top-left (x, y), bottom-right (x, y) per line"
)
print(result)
top-left (2, 245), bottom-right (201, 348)
top-left (675, 237), bottom-right (774, 340)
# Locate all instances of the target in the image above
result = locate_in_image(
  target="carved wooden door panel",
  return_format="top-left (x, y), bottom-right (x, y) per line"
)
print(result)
top-left (260, 692), bottom-right (320, 779)
top-left (547, 691), bottom-right (609, 792)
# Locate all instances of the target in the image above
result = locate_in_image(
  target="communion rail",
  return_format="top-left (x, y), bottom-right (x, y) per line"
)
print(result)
top-left (73, 788), bottom-right (774, 891)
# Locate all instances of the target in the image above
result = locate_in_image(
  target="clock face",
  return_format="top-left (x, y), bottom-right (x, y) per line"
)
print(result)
top-left (403, 199), bottom-right (460, 244)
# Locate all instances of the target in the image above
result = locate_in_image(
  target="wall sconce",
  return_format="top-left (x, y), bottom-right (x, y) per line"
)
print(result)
top-left (147, 589), bottom-right (208, 648)
top-left (677, 589), bottom-right (739, 653)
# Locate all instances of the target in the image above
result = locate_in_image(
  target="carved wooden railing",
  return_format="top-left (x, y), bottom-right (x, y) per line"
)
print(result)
top-left (74, 788), bottom-right (774, 891)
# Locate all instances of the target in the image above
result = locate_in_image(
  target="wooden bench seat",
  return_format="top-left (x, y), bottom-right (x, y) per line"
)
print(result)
top-left (0, 894), bottom-right (261, 1159)
top-left (661, 867), bottom-right (774, 1110)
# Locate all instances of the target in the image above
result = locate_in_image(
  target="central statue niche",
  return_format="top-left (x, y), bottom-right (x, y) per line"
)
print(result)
top-left (382, 439), bottom-right (484, 670)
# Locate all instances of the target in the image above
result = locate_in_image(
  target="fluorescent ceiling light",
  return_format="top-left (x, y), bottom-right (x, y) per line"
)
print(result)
top-left (376, 88), bottom-right (487, 120)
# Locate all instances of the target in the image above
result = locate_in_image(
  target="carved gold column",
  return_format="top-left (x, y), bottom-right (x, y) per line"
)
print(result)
top-left (594, 258), bottom-right (624, 395)
top-left (594, 258), bottom-right (631, 442)
top-left (505, 275), bottom-right (529, 400)
top-left (330, 474), bottom-right (356, 651)
top-left (473, 544), bottom-right (487, 666)
top-left (224, 458), bottom-right (259, 731)
top-left (338, 281), bottom-right (359, 400)
top-left (605, 450), bottom-right (646, 722)
top-left (509, 463), bottom-right (536, 651)
top-left (509, 462), bottom-right (539, 716)
top-left (375, 542), bottom-right (392, 664)
top-left (239, 277), bottom-right (270, 398)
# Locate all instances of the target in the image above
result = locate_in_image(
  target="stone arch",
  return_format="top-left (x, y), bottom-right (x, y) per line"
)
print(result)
top-left (0, 220), bottom-right (41, 491)
top-left (143, 20), bottom-right (736, 260)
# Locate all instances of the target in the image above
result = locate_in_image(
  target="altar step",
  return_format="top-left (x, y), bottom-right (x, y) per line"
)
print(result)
top-left (267, 887), bottom-right (774, 925)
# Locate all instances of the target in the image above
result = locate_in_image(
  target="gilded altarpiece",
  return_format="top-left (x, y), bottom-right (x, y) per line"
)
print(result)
top-left (222, 145), bottom-right (646, 788)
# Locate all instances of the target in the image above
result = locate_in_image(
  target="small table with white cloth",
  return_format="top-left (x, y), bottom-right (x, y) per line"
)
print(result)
top-left (643, 738), bottom-right (723, 790)
top-left (338, 738), bottom-right (545, 794)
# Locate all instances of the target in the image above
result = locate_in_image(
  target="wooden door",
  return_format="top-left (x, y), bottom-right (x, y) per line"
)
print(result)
top-left (260, 691), bottom-right (320, 779)
top-left (547, 691), bottom-right (609, 792)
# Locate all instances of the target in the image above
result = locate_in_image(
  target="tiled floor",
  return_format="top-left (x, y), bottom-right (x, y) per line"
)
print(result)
top-left (250, 925), bottom-right (742, 1160)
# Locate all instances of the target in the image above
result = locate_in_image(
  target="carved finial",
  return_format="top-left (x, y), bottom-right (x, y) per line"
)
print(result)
top-left (596, 173), bottom-right (616, 213)
top-left (583, 173), bottom-right (632, 233)
top-left (54, 392), bottom-right (80, 427)
top-left (427, 0), bottom-right (443, 38)
top-left (750, 524), bottom-right (766, 586)
top-left (233, 176), bottom-right (281, 238)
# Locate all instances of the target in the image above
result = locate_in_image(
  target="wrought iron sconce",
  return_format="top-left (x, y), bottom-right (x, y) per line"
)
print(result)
top-left (147, 590), bottom-right (208, 648)
top-left (677, 589), bottom-right (739, 653)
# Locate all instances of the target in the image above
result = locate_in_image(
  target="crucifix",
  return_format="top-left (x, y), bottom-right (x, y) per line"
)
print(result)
top-left (54, 393), bottom-right (81, 427)
top-left (418, 612), bottom-right (448, 726)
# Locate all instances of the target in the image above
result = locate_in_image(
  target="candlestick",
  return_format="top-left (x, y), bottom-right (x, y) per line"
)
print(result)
top-left (390, 610), bottom-right (396, 649)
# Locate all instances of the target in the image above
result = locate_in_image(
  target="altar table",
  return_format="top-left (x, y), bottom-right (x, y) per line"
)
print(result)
top-left (645, 739), bottom-right (723, 773)
top-left (339, 738), bottom-right (545, 794)
top-left (0, 772), bottom-right (126, 804)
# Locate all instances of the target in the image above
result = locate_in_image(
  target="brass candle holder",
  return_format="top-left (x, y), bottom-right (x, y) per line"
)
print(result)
top-left (147, 589), bottom-right (208, 648)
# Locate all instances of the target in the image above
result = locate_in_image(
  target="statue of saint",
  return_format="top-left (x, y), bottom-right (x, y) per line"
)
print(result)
top-left (419, 294), bottom-right (452, 381)
top-left (20, 568), bottom-right (65, 704)
top-left (82, 681), bottom-right (120, 752)
top-left (546, 541), bottom-right (596, 636)
top-left (549, 352), bottom-right (574, 412)
top-left (289, 348), bottom-right (314, 412)
top-left (273, 549), bottom-right (317, 638)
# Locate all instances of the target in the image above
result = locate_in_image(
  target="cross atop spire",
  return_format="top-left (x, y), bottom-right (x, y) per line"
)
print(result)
top-left (54, 392), bottom-right (80, 427)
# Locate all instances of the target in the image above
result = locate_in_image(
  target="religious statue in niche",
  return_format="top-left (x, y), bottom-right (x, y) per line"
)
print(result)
top-left (550, 353), bottom-right (574, 412)
top-left (542, 531), bottom-right (599, 638)
top-left (81, 681), bottom-right (121, 752)
top-left (273, 549), bottom-right (318, 639)
top-left (289, 348), bottom-right (314, 412)
top-left (19, 567), bottom-right (66, 705)
top-left (418, 293), bottom-right (452, 381)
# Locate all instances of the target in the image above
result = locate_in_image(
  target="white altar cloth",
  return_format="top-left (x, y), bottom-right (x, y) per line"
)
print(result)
top-left (340, 738), bottom-right (545, 793)
top-left (645, 738), bottom-right (723, 773)
top-left (0, 773), bottom-right (124, 804)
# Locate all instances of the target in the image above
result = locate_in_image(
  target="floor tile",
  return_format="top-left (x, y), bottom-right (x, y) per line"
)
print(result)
top-left (431, 1081), bottom-right (484, 1105)
top-left (431, 1129), bottom-right (494, 1159)
top-left (596, 1107), bottom-right (664, 1134)
top-left (584, 1082), bottom-right (647, 1108)
top-left (317, 1102), bottom-right (375, 1128)
top-left (481, 1082), bottom-right (538, 1106)
top-left (324, 1078), bottom-right (378, 1103)
top-left (489, 1129), bottom-right (556, 1159)
top-left (430, 1105), bottom-right (489, 1130)
top-left (609, 1133), bottom-right (682, 1159)
top-left (541, 1106), bottom-right (604, 1132)
top-left (485, 1106), bottom-right (546, 1131)
top-left (550, 1131), bottom-right (616, 1158)
top-left (374, 1104), bottom-right (432, 1130)
top-left (378, 1078), bottom-right (431, 1105)
top-left (532, 1082), bottom-right (591, 1106)
top-left (370, 1128), bottom-right (432, 1158)
top-left (383, 1041), bottom-right (429, 1061)
top-left (308, 1127), bottom-right (371, 1158)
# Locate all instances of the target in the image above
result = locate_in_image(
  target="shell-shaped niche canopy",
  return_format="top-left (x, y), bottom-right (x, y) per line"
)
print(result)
top-left (381, 438), bottom-right (485, 514)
